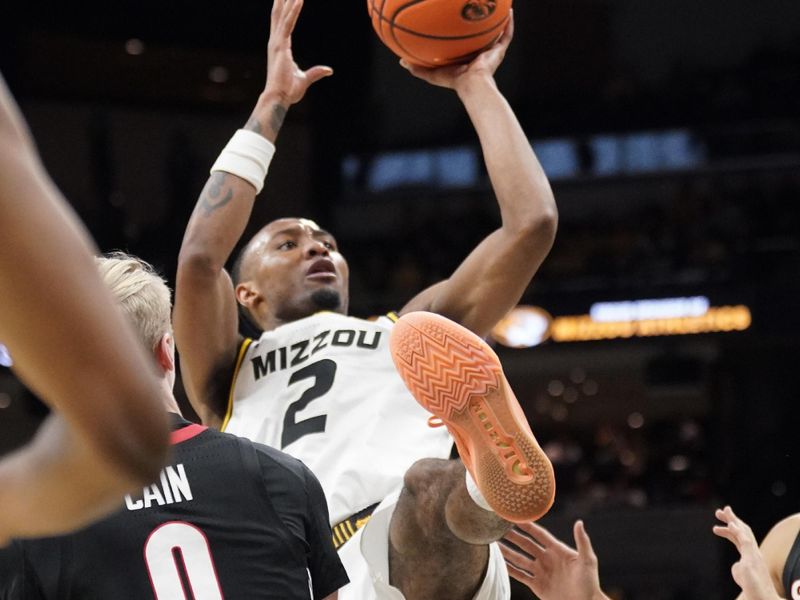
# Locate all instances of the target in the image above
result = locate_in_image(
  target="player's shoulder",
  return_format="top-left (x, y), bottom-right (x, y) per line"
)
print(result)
top-left (764, 513), bottom-right (800, 547)
top-left (760, 512), bottom-right (800, 577)
top-left (248, 438), bottom-right (313, 483)
top-left (205, 429), bottom-right (314, 488)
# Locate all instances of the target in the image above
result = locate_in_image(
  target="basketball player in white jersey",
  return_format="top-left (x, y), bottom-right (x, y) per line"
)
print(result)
top-left (0, 73), bottom-right (169, 545)
top-left (174, 1), bottom-right (557, 598)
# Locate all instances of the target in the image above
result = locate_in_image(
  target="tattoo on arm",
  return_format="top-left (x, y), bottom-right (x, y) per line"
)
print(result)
top-left (244, 116), bottom-right (262, 134)
top-left (269, 105), bottom-right (287, 138)
top-left (199, 172), bottom-right (234, 216)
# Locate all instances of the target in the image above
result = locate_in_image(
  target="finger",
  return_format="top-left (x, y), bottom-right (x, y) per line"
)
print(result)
top-left (712, 525), bottom-right (741, 549)
top-left (726, 506), bottom-right (747, 529)
top-left (719, 507), bottom-right (755, 540)
top-left (271, 0), bottom-right (284, 31)
top-left (574, 520), bottom-right (597, 560)
top-left (499, 539), bottom-right (539, 573)
top-left (499, 9), bottom-right (514, 47)
top-left (281, 0), bottom-right (304, 35)
top-left (399, 58), bottom-right (468, 86)
top-left (503, 528), bottom-right (547, 560)
top-left (715, 506), bottom-right (740, 526)
top-left (513, 520), bottom-right (562, 549)
top-left (399, 59), bottom-right (431, 78)
top-left (305, 65), bottom-right (334, 83)
top-left (505, 560), bottom-right (540, 592)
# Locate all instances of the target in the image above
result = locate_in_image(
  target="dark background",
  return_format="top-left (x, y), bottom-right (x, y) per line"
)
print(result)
top-left (1, 1), bottom-right (799, 597)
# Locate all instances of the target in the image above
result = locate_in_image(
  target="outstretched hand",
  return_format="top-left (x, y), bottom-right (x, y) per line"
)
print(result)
top-left (399, 10), bottom-right (514, 93)
top-left (263, 0), bottom-right (333, 106)
top-left (713, 506), bottom-right (781, 600)
top-left (500, 520), bottom-right (609, 600)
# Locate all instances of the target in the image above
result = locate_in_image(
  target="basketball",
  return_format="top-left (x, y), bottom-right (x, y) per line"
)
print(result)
top-left (368, 0), bottom-right (512, 67)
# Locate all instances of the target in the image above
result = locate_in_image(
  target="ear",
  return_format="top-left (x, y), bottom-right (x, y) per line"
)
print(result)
top-left (235, 281), bottom-right (260, 311)
top-left (154, 333), bottom-right (175, 375)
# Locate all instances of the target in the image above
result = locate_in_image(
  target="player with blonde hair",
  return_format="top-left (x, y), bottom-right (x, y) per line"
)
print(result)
top-left (96, 253), bottom-right (174, 351)
top-left (0, 73), bottom-right (169, 546)
top-left (0, 252), bottom-right (348, 599)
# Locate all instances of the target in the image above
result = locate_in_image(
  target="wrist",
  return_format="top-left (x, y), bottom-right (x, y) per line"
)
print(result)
top-left (455, 73), bottom-right (498, 101)
top-left (249, 92), bottom-right (291, 142)
top-left (210, 129), bottom-right (276, 194)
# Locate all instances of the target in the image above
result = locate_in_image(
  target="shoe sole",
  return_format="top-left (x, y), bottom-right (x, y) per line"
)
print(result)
top-left (390, 311), bottom-right (555, 523)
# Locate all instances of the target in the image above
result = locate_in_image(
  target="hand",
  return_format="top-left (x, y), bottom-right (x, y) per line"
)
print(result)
top-left (500, 520), bottom-right (609, 600)
top-left (399, 10), bottom-right (514, 93)
top-left (263, 0), bottom-right (333, 106)
top-left (713, 506), bottom-right (781, 600)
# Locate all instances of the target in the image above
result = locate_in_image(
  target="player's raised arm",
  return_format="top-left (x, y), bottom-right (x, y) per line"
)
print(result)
top-left (174, 0), bottom-right (332, 427)
top-left (0, 73), bottom-right (170, 542)
top-left (398, 13), bottom-right (558, 338)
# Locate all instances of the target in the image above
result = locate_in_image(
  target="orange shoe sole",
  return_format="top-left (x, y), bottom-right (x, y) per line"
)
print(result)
top-left (390, 311), bottom-right (555, 523)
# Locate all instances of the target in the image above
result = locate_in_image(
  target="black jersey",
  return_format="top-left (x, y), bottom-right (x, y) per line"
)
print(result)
top-left (0, 413), bottom-right (348, 600)
top-left (783, 529), bottom-right (800, 599)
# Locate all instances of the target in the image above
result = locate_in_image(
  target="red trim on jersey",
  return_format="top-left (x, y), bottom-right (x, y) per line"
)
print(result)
top-left (170, 424), bottom-right (207, 445)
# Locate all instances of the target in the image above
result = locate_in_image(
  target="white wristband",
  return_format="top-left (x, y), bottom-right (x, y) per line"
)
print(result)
top-left (210, 129), bottom-right (275, 194)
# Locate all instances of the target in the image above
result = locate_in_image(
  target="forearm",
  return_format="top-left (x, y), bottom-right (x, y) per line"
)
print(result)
top-left (0, 154), bottom-right (169, 485)
top-left (457, 77), bottom-right (557, 232)
top-left (0, 415), bottom-right (132, 540)
top-left (0, 74), bottom-right (36, 154)
top-left (179, 92), bottom-right (288, 273)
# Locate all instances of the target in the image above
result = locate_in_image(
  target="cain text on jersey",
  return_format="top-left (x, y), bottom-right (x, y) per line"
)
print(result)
top-left (124, 463), bottom-right (194, 511)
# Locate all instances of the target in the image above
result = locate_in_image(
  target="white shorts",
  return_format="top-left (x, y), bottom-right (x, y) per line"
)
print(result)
top-left (336, 488), bottom-right (510, 600)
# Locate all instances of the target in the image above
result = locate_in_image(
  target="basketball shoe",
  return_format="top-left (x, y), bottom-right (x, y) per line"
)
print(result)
top-left (390, 311), bottom-right (555, 523)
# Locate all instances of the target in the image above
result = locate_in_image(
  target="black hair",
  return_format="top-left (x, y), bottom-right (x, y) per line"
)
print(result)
top-left (229, 243), bottom-right (263, 338)
top-left (230, 243), bottom-right (249, 288)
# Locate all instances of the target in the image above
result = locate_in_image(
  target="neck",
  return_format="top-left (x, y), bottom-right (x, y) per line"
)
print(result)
top-left (158, 378), bottom-right (181, 415)
top-left (259, 307), bottom-right (348, 333)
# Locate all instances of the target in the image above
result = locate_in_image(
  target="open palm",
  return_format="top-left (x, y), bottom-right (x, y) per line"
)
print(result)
top-left (264, 0), bottom-right (332, 106)
top-left (500, 520), bottom-right (608, 600)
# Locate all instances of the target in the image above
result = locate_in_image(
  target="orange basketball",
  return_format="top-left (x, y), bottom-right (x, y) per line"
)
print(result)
top-left (368, 0), bottom-right (512, 68)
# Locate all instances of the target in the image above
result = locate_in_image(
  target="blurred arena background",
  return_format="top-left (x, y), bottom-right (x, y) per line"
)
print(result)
top-left (1, 1), bottom-right (798, 597)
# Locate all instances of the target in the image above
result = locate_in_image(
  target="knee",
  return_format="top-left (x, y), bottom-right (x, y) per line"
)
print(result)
top-left (403, 458), bottom-right (461, 502)
top-left (394, 459), bottom-right (461, 542)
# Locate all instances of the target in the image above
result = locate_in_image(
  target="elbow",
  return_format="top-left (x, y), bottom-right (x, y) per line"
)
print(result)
top-left (515, 204), bottom-right (558, 247)
top-left (177, 248), bottom-right (223, 283)
top-left (103, 414), bottom-right (171, 487)
top-left (128, 427), bottom-right (171, 486)
top-left (82, 391), bottom-right (171, 487)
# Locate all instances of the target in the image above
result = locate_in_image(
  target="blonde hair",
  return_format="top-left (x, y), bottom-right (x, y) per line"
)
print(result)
top-left (95, 252), bottom-right (172, 350)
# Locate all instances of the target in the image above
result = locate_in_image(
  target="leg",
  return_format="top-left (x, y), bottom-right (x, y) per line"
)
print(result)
top-left (389, 458), bottom-right (509, 600)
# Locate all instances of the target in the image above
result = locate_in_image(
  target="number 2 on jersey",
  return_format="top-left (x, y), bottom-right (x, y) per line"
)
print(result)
top-left (282, 359), bottom-right (337, 448)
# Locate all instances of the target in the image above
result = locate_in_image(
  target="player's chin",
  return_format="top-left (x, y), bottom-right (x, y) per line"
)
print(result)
top-left (309, 287), bottom-right (342, 311)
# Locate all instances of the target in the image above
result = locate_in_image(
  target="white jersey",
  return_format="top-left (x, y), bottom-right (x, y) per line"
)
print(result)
top-left (223, 311), bottom-right (453, 524)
